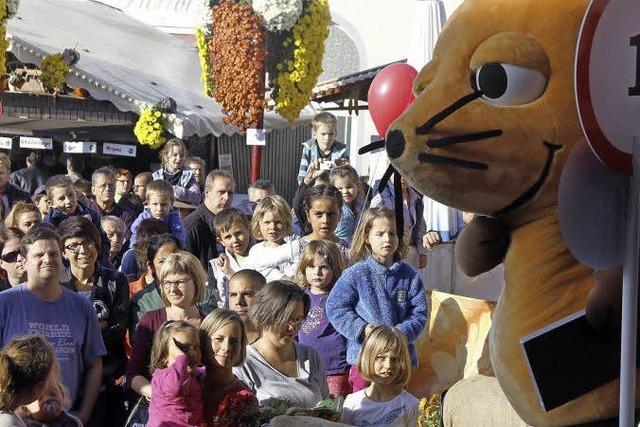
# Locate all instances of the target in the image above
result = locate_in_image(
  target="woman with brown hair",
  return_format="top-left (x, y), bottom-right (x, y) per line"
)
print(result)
top-left (233, 280), bottom-right (329, 408)
top-left (0, 334), bottom-right (56, 426)
top-left (151, 139), bottom-right (201, 205)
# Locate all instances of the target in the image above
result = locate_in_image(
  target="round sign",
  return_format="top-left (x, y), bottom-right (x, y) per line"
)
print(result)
top-left (575, 0), bottom-right (640, 176)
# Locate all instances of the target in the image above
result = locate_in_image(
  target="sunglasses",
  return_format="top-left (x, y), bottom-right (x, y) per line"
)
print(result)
top-left (1, 251), bottom-right (19, 263)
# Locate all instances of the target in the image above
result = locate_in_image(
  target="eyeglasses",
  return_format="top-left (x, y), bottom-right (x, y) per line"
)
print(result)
top-left (1, 251), bottom-right (19, 263)
top-left (162, 279), bottom-right (192, 290)
top-left (64, 241), bottom-right (97, 254)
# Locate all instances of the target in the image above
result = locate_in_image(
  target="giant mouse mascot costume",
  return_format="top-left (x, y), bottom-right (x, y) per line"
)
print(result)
top-left (386, 0), bottom-right (635, 425)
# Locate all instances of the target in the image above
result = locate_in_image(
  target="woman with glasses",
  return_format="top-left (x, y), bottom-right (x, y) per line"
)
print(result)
top-left (57, 215), bottom-right (130, 426)
top-left (0, 227), bottom-right (25, 291)
top-left (127, 251), bottom-right (207, 401)
top-left (233, 280), bottom-right (329, 408)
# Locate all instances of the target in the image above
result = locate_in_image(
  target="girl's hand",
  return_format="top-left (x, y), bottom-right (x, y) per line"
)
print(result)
top-left (423, 231), bottom-right (442, 250)
top-left (168, 337), bottom-right (186, 361)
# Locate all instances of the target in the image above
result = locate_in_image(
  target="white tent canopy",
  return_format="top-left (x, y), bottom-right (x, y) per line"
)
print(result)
top-left (7, 0), bottom-right (310, 138)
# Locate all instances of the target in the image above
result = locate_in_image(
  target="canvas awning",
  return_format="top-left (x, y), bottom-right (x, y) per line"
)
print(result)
top-left (7, 0), bottom-right (311, 138)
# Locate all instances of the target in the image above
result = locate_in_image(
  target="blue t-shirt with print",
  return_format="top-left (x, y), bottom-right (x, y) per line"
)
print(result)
top-left (0, 284), bottom-right (106, 406)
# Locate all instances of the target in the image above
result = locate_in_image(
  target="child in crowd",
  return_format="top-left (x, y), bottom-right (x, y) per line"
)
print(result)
top-left (33, 189), bottom-right (51, 218)
top-left (341, 326), bottom-right (420, 426)
top-left (248, 195), bottom-right (296, 281)
top-left (210, 208), bottom-right (254, 306)
top-left (327, 207), bottom-right (428, 392)
top-left (119, 218), bottom-right (168, 281)
top-left (296, 240), bottom-right (350, 397)
top-left (5, 202), bottom-right (41, 234)
top-left (148, 320), bottom-right (203, 427)
top-left (330, 165), bottom-right (368, 241)
top-left (297, 112), bottom-right (349, 185)
top-left (293, 169), bottom-right (330, 233)
top-left (0, 334), bottom-right (56, 426)
top-left (43, 175), bottom-right (111, 267)
top-left (129, 180), bottom-right (186, 247)
top-left (20, 366), bottom-right (82, 427)
top-left (200, 309), bottom-right (259, 426)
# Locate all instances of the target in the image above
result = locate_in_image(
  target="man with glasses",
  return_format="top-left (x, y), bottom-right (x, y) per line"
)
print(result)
top-left (0, 224), bottom-right (105, 424)
top-left (91, 168), bottom-right (134, 238)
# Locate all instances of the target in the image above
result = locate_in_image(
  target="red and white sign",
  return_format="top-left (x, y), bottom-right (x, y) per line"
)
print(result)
top-left (576, 0), bottom-right (640, 175)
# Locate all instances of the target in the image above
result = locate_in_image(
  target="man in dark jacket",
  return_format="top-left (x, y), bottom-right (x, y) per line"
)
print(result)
top-left (0, 153), bottom-right (32, 221)
top-left (90, 168), bottom-right (135, 237)
top-left (10, 152), bottom-right (48, 195)
top-left (183, 170), bottom-right (234, 271)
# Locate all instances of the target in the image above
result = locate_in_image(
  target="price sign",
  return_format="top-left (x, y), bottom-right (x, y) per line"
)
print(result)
top-left (576, 0), bottom-right (640, 175)
top-left (0, 137), bottom-right (12, 150)
top-left (103, 142), bottom-right (136, 157)
top-left (19, 136), bottom-right (52, 150)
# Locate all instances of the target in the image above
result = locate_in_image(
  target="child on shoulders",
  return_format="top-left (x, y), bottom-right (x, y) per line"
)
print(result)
top-left (327, 207), bottom-right (428, 392)
top-left (130, 180), bottom-right (186, 247)
top-left (342, 326), bottom-right (420, 427)
top-left (330, 165), bottom-right (368, 242)
top-left (210, 208), bottom-right (254, 307)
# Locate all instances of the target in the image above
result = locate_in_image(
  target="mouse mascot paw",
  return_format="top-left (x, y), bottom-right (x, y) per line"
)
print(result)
top-left (455, 215), bottom-right (509, 277)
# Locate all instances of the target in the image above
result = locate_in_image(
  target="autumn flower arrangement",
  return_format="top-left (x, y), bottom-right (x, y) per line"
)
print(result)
top-left (195, 26), bottom-right (214, 97)
top-left (134, 107), bottom-right (166, 149)
top-left (418, 394), bottom-right (442, 427)
top-left (209, 0), bottom-right (266, 132)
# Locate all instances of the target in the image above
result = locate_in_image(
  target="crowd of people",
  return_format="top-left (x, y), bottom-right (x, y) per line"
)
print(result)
top-left (0, 112), bottom-right (455, 426)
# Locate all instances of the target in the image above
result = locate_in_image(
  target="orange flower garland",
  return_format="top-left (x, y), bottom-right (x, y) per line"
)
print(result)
top-left (210, 1), bottom-right (267, 132)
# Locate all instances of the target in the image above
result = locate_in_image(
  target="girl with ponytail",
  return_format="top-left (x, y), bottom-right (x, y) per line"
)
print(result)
top-left (0, 334), bottom-right (55, 426)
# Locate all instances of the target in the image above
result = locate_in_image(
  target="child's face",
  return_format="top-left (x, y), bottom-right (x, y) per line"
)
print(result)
top-left (259, 210), bottom-right (287, 244)
top-left (169, 329), bottom-right (201, 369)
top-left (313, 123), bottom-right (336, 152)
top-left (373, 350), bottom-right (400, 385)
top-left (305, 254), bottom-right (334, 293)
top-left (36, 196), bottom-right (51, 216)
top-left (17, 211), bottom-right (40, 234)
top-left (166, 146), bottom-right (185, 173)
top-left (367, 217), bottom-right (399, 266)
top-left (332, 176), bottom-right (359, 205)
top-left (49, 186), bottom-right (77, 215)
top-left (148, 192), bottom-right (173, 219)
top-left (218, 223), bottom-right (250, 256)
top-left (209, 320), bottom-right (242, 369)
top-left (306, 197), bottom-right (340, 239)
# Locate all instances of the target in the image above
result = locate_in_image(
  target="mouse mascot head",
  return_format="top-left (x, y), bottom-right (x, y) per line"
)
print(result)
top-left (386, 0), bottom-right (633, 425)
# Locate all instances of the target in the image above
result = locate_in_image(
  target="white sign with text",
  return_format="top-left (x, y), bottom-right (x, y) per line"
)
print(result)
top-left (103, 143), bottom-right (137, 157)
top-left (0, 137), bottom-right (12, 150)
top-left (19, 136), bottom-right (52, 150)
top-left (63, 141), bottom-right (97, 154)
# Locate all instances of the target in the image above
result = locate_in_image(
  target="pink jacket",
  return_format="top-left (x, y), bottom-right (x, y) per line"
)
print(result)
top-left (148, 355), bottom-right (204, 427)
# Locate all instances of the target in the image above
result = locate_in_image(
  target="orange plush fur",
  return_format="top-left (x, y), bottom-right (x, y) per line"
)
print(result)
top-left (388, 0), bottom-right (636, 425)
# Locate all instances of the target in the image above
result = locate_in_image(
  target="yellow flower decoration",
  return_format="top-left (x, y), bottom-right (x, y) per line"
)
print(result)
top-left (0, 0), bottom-right (7, 76)
top-left (134, 108), bottom-right (166, 149)
top-left (195, 27), bottom-right (215, 97)
top-left (273, 0), bottom-right (331, 122)
top-left (40, 53), bottom-right (70, 93)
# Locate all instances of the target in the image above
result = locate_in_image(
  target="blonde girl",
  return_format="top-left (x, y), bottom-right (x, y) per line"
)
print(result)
top-left (248, 195), bottom-right (295, 281)
top-left (327, 207), bottom-right (428, 392)
top-left (148, 320), bottom-right (203, 427)
top-left (342, 326), bottom-right (420, 426)
top-left (4, 202), bottom-right (41, 234)
top-left (0, 334), bottom-right (55, 427)
top-left (200, 309), bottom-right (258, 426)
top-left (296, 240), bottom-right (351, 397)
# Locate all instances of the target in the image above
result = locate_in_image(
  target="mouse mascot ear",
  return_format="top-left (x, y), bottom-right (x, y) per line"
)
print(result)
top-left (559, 138), bottom-right (629, 270)
top-left (559, 138), bottom-right (629, 335)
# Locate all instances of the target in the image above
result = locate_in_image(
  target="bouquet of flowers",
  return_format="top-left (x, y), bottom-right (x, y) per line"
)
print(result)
top-left (418, 394), bottom-right (442, 427)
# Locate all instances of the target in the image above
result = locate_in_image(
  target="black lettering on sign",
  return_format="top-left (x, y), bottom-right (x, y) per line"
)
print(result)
top-left (629, 34), bottom-right (640, 96)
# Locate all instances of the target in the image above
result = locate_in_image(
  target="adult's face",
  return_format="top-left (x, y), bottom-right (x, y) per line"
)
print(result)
top-left (228, 277), bottom-right (263, 323)
top-left (263, 300), bottom-right (305, 347)
top-left (103, 222), bottom-right (124, 259)
top-left (1, 237), bottom-right (25, 284)
top-left (24, 239), bottom-right (62, 286)
top-left (133, 176), bottom-right (150, 200)
top-left (188, 162), bottom-right (204, 185)
top-left (204, 178), bottom-right (234, 214)
top-left (248, 188), bottom-right (270, 204)
top-left (115, 176), bottom-right (131, 196)
top-left (208, 319), bottom-right (243, 369)
top-left (161, 272), bottom-right (197, 309)
top-left (63, 236), bottom-right (98, 271)
top-left (16, 212), bottom-right (40, 234)
top-left (151, 242), bottom-right (179, 278)
top-left (0, 165), bottom-right (9, 189)
top-left (165, 146), bottom-right (185, 173)
top-left (91, 174), bottom-right (115, 207)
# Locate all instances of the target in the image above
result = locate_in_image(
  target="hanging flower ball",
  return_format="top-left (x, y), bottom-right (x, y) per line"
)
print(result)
top-left (253, 0), bottom-right (303, 32)
top-left (40, 53), bottom-right (70, 93)
top-left (134, 108), bottom-right (166, 149)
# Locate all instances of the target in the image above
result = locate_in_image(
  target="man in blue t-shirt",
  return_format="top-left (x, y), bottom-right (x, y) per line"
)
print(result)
top-left (0, 224), bottom-right (105, 424)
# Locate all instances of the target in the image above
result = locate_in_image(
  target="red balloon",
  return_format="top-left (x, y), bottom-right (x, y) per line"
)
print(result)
top-left (368, 63), bottom-right (418, 138)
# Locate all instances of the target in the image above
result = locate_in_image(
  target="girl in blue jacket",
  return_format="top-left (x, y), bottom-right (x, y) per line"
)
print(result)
top-left (326, 207), bottom-right (428, 393)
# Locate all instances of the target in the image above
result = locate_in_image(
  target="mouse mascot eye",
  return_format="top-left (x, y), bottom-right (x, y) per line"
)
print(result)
top-left (472, 62), bottom-right (548, 106)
